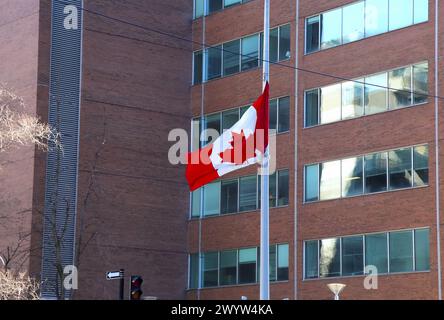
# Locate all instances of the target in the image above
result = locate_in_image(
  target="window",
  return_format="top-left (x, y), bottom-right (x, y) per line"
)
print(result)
top-left (389, 67), bottom-right (412, 109)
top-left (320, 84), bottom-right (341, 124)
top-left (321, 8), bottom-right (342, 49)
top-left (413, 62), bottom-right (428, 104)
top-left (203, 113), bottom-right (221, 146)
top-left (239, 248), bottom-right (257, 283)
top-left (415, 229), bottom-right (430, 271)
top-left (319, 238), bottom-right (341, 278)
top-left (193, 51), bottom-right (203, 85)
top-left (277, 244), bottom-right (289, 280)
top-left (191, 118), bottom-right (201, 151)
top-left (267, 172), bottom-right (277, 207)
top-left (342, 236), bottom-right (364, 276)
top-left (413, 145), bottom-right (429, 187)
top-left (365, 0), bottom-right (389, 37)
top-left (224, 0), bottom-right (241, 7)
top-left (269, 28), bottom-right (279, 63)
top-left (305, 89), bottom-right (319, 127)
top-left (194, 0), bottom-right (205, 18)
top-left (269, 99), bottom-right (278, 131)
top-left (365, 152), bottom-right (388, 194)
top-left (189, 254), bottom-right (200, 288)
top-left (342, 80), bottom-right (364, 119)
top-left (220, 250), bottom-right (237, 285)
top-left (239, 176), bottom-right (257, 211)
top-left (241, 34), bottom-right (259, 71)
top-left (221, 180), bottom-right (238, 214)
top-left (206, 46), bottom-right (222, 80)
top-left (414, 0), bottom-right (429, 24)
top-left (365, 233), bottom-right (388, 274)
top-left (389, 0), bottom-right (413, 31)
top-left (306, 16), bottom-right (320, 53)
top-left (279, 24), bottom-right (291, 61)
top-left (278, 170), bottom-right (289, 206)
top-left (389, 148), bottom-right (412, 190)
top-left (203, 182), bottom-right (220, 216)
top-left (304, 241), bottom-right (319, 279)
top-left (342, 1), bottom-right (365, 44)
top-left (389, 230), bottom-right (414, 273)
top-left (320, 160), bottom-right (341, 200)
top-left (223, 40), bottom-right (240, 76)
top-left (365, 73), bottom-right (388, 115)
top-left (269, 245), bottom-right (277, 281)
top-left (278, 97), bottom-right (290, 133)
top-left (208, 0), bottom-right (223, 14)
top-left (342, 157), bottom-right (364, 197)
top-left (203, 252), bottom-right (219, 287)
top-left (191, 189), bottom-right (201, 218)
top-left (305, 164), bottom-right (319, 202)
top-left (222, 109), bottom-right (239, 131)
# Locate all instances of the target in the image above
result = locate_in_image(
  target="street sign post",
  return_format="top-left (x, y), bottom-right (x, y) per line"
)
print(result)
top-left (106, 269), bottom-right (125, 300)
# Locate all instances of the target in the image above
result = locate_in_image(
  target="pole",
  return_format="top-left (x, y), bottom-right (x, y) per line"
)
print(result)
top-left (260, 0), bottom-right (270, 301)
top-left (119, 269), bottom-right (125, 300)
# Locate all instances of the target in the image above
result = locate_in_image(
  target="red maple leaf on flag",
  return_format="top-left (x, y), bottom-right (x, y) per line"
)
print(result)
top-left (219, 130), bottom-right (256, 165)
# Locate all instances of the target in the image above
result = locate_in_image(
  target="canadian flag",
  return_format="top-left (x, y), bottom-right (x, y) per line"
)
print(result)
top-left (186, 83), bottom-right (269, 191)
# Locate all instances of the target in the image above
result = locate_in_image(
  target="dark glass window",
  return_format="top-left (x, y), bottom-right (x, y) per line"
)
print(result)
top-left (238, 248), bottom-right (257, 284)
top-left (341, 236), bottom-right (364, 276)
top-left (304, 241), bottom-right (318, 279)
top-left (269, 28), bottom-right (279, 63)
top-left (278, 97), bottom-right (290, 132)
top-left (208, 0), bottom-right (223, 13)
top-left (389, 230), bottom-right (414, 273)
top-left (365, 152), bottom-right (388, 193)
top-left (269, 245), bottom-right (277, 281)
top-left (278, 170), bottom-right (289, 206)
top-left (269, 99), bottom-right (278, 131)
top-left (221, 180), bottom-right (238, 214)
top-left (193, 51), bottom-right (203, 85)
top-left (206, 46), bottom-right (222, 80)
top-left (203, 252), bottom-right (219, 287)
top-left (388, 148), bottom-right (412, 190)
top-left (306, 16), bottom-right (320, 53)
top-left (203, 113), bottom-right (221, 146)
top-left (189, 253), bottom-right (200, 288)
top-left (279, 24), bottom-right (291, 61)
top-left (239, 176), bottom-right (257, 211)
top-left (222, 109), bottom-right (239, 131)
top-left (365, 233), bottom-right (388, 274)
top-left (305, 89), bottom-right (319, 127)
top-left (219, 250), bottom-right (237, 285)
top-left (223, 40), bottom-right (240, 76)
top-left (319, 238), bottom-right (341, 278)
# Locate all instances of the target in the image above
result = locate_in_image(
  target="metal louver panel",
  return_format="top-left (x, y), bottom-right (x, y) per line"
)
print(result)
top-left (41, 0), bottom-right (83, 299)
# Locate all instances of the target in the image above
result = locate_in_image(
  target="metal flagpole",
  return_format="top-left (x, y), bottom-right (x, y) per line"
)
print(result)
top-left (260, 0), bottom-right (270, 301)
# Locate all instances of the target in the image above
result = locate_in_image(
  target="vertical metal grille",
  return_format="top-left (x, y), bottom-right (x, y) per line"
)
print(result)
top-left (41, 0), bottom-right (83, 299)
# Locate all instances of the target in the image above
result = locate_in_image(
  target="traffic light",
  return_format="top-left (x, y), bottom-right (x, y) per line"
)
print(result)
top-left (130, 275), bottom-right (143, 300)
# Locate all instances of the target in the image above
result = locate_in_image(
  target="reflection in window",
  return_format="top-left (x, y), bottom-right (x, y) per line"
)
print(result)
top-left (415, 229), bottom-right (430, 271)
top-left (278, 170), bottom-right (289, 206)
top-left (321, 8), bottom-right (342, 49)
top-left (319, 238), bottom-right (341, 278)
top-left (305, 164), bottom-right (319, 202)
top-left (342, 236), bottom-right (364, 276)
top-left (413, 62), bottom-right (429, 104)
top-left (279, 24), bottom-right (291, 61)
top-left (305, 241), bottom-right (319, 279)
top-left (342, 1), bottom-right (365, 44)
top-left (222, 109), bottom-right (239, 131)
top-left (365, 233), bottom-right (388, 274)
top-left (365, 152), bottom-right (388, 194)
top-left (206, 45), bottom-right (222, 80)
top-left (365, 73), bottom-right (388, 115)
top-left (203, 252), bottom-right (219, 287)
top-left (239, 248), bottom-right (257, 284)
top-left (194, 0), bottom-right (205, 18)
top-left (204, 113), bottom-right (221, 146)
top-left (220, 250), bottom-right (237, 285)
top-left (389, 67), bottom-right (412, 109)
top-left (223, 40), bottom-right (240, 76)
top-left (389, 0), bottom-right (413, 31)
top-left (413, 145), bottom-right (429, 187)
top-left (221, 180), bottom-right (238, 214)
top-left (342, 80), bottom-right (364, 119)
top-left (305, 89), bottom-right (319, 127)
top-left (224, 0), bottom-right (241, 8)
top-left (277, 244), bottom-right (289, 280)
top-left (389, 148), bottom-right (412, 190)
top-left (365, 0), bottom-right (389, 37)
top-left (342, 157), bottom-right (364, 197)
top-left (269, 28), bottom-right (279, 63)
top-left (321, 84), bottom-right (341, 124)
top-left (320, 161), bottom-right (341, 200)
top-left (306, 16), bottom-right (320, 53)
top-left (241, 35), bottom-right (259, 71)
top-left (414, 0), bottom-right (429, 24)
top-left (389, 230), bottom-right (414, 273)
